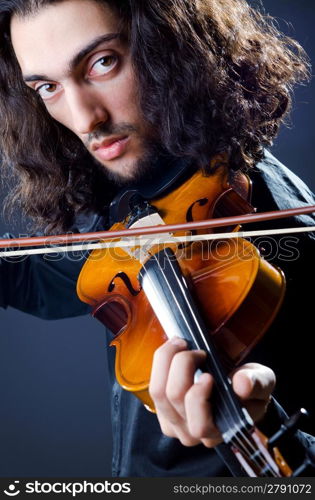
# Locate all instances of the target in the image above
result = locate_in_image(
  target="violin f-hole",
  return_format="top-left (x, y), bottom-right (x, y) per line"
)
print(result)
top-left (108, 272), bottom-right (142, 296)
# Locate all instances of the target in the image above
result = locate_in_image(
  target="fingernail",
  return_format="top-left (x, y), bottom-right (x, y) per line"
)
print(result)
top-left (170, 336), bottom-right (186, 347)
top-left (196, 372), bottom-right (211, 384)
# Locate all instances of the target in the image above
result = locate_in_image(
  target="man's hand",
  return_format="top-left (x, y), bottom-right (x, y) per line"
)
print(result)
top-left (149, 337), bottom-right (276, 448)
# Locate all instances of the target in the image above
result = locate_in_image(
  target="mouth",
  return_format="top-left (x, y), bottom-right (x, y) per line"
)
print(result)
top-left (91, 136), bottom-right (130, 162)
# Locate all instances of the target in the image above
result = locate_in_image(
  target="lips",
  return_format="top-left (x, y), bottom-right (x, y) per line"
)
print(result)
top-left (92, 136), bottom-right (130, 162)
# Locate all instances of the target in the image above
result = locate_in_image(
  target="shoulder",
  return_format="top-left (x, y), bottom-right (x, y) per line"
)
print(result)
top-left (250, 150), bottom-right (315, 229)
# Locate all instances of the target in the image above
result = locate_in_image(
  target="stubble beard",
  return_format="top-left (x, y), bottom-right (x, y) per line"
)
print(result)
top-left (100, 140), bottom-right (165, 187)
top-left (87, 123), bottom-right (167, 188)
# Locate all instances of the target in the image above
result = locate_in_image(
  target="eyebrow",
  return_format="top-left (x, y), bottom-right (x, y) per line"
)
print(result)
top-left (23, 32), bottom-right (122, 82)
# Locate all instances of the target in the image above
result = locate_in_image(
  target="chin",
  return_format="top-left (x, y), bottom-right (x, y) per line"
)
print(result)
top-left (93, 145), bottom-right (157, 187)
top-left (103, 160), bottom-right (141, 186)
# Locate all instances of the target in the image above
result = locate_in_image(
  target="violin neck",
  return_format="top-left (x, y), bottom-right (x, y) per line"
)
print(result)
top-left (139, 247), bottom-right (283, 477)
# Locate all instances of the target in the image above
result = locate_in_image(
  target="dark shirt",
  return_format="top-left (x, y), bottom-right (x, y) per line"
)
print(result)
top-left (0, 151), bottom-right (314, 476)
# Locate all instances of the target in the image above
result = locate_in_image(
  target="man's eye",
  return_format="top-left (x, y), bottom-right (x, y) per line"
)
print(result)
top-left (89, 55), bottom-right (118, 77)
top-left (35, 83), bottom-right (58, 100)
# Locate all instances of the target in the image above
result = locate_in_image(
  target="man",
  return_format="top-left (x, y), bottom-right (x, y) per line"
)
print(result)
top-left (0, 0), bottom-right (314, 476)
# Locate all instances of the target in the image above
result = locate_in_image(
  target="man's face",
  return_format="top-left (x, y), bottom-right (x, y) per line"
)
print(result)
top-left (11, 0), bottom-right (153, 183)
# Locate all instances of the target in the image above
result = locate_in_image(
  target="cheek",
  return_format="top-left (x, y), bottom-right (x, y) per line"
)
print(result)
top-left (45, 101), bottom-right (73, 131)
top-left (107, 68), bottom-right (140, 119)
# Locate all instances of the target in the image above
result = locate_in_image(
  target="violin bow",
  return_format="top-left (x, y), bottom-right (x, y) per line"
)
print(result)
top-left (0, 205), bottom-right (314, 257)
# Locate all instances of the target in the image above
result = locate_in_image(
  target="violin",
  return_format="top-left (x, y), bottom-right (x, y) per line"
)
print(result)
top-left (75, 159), bottom-right (314, 477)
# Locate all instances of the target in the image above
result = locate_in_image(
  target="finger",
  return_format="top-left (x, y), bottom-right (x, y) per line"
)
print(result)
top-left (232, 363), bottom-right (276, 402)
top-left (166, 349), bottom-right (207, 419)
top-left (154, 412), bottom-right (201, 446)
top-left (149, 337), bottom-right (188, 425)
top-left (185, 372), bottom-right (222, 448)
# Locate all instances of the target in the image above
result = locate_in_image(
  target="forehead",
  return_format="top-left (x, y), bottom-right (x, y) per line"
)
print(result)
top-left (10, 0), bottom-right (121, 78)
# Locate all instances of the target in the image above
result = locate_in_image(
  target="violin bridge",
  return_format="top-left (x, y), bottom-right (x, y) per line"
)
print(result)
top-left (123, 212), bottom-right (176, 264)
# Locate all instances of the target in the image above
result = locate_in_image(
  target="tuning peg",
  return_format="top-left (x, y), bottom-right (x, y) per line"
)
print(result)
top-left (268, 408), bottom-right (309, 447)
top-left (292, 443), bottom-right (315, 476)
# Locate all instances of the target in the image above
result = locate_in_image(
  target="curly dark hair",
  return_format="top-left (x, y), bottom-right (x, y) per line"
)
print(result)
top-left (0, 0), bottom-right (310, 233)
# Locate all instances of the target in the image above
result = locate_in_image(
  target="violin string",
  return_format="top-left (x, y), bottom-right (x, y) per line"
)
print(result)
top-left (155, 250), bottom-right (279, 476)
top-left (148, 251), bottom-right (276, 476)
top-left (161, 251), bottom-right (278, 475)
top-left (141, 248), bottom-right (277, 476)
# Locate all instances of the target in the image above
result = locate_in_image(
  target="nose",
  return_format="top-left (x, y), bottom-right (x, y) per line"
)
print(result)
top-left (66, 83), bottom-right (108, 135)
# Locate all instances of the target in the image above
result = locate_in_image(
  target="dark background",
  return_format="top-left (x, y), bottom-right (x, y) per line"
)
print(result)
top-left (0, 0), bottom-right (314, 477)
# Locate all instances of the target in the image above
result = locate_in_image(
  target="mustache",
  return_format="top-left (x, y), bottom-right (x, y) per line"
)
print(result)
top-left (86, 123), bottom-right (138, 144)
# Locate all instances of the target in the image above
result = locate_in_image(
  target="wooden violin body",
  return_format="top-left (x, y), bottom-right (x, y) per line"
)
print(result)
top-left (76, 165), bottom-right (285, 411)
